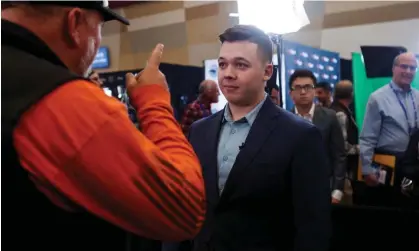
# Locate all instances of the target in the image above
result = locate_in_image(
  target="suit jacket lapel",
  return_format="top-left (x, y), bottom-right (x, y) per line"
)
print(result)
top-left (219, 99), bottom-right (280, 203)
top-left (202, 110), bottom-right (224, 205)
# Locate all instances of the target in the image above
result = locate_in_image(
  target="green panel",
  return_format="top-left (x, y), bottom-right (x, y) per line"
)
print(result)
top-left (412, 66), bottom-right (419, 89)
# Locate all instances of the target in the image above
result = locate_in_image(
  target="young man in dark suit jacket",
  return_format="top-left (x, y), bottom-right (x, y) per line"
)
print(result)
top-left (289, 70), bottom-right (347, 204)
top-left (163, 25), bottom-right (332, 251)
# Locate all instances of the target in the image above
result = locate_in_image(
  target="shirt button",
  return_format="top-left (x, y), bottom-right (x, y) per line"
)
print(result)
top-left (223, 156), bottom-right (228, 161)
top-left (231, 129), bottom-right (236, 134)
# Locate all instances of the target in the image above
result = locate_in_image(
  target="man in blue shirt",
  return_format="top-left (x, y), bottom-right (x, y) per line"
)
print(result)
top-left (360, 52), bottom-right (418, 187)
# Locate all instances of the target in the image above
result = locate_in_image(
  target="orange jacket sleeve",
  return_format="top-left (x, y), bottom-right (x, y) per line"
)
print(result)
top-left (13, 80), bottom-right (206, 241)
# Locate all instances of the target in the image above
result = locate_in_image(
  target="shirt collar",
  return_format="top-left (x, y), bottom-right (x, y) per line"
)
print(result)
top-left (295, 103), bottom-right (315, 117)
top-left (390, 81), bottom-right (411, 93)
top-left (223, 94), bottom-right (267, 126)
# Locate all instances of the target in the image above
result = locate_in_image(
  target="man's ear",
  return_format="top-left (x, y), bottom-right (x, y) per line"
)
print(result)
top-left (64, 8), bottom-right (84, 47)
top-left (264, 63), bottom-right (274, 81)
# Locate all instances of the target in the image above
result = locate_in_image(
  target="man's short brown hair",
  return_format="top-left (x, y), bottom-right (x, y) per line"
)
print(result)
top-left (219, 25), bottom-right (273, 63)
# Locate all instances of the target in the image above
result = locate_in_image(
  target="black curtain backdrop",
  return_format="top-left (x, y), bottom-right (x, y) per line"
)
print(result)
top-left (339, 58), bottom-right (355, 115)
top-left (360, 45), bottom-right (407, 78)
top-left (159, 63), bottom-right (204, 120)
top-left (339, 58), bottom-right (353, 83)
top-left (264, 65), bottom-right (280, 105)
top-left (99, 63), bottom-right (204, 121)
top-left (265, 65), bottom-right (279, 93)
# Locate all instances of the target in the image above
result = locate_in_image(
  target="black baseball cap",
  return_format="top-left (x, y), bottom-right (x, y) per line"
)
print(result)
top-left (19, 1), bottom-right (130, 25)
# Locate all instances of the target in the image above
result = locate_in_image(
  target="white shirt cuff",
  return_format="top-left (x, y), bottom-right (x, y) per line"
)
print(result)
top-left (332, 190), bottom-right (343, 201)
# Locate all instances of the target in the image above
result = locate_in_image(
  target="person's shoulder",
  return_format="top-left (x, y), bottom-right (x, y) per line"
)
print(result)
top-left (319, 106), bottom-right (337, 117)
top-left (366, 86), bottom-right (392, 110)
top-left (44, 79), bottom-right (126, 113)
top-left (275, 107), bottom-right (315, 131)
top-left (370, 84), bottom-right (391, 100)
top-left (15, 79), bottom-right (127, 158)
top-left (272, 109), bottom-right (321, 148)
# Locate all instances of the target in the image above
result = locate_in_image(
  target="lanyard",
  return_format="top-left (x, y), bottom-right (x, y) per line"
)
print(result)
top-left (389, 83), bottom-right (418, 134)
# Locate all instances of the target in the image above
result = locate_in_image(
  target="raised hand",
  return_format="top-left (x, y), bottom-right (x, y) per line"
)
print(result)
top-left (126, 43), bottom-right (168, 95)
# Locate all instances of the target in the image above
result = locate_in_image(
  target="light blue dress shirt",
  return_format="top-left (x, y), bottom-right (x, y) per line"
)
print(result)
top-left (217, 94), bottom-right (267, 193)
top-left (360, 82), bottom-right (419, 175)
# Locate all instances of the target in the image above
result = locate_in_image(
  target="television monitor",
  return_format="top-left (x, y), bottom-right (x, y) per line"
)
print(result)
top-left (92, 47), bottom-right (110, 69)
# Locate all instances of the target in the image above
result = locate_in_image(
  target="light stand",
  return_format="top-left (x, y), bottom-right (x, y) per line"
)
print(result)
top-left (269, 33), bottom-right (284, 108)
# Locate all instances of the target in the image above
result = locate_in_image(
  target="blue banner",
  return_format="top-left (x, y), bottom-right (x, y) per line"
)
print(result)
top-left (92, 47), bottom-right (110, 69)
top-left (283, 40), bottom-right (340, 110)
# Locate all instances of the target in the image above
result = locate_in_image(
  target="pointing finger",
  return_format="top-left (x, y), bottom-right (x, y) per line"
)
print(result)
top-left (146, 43), bottom-right (164, 69)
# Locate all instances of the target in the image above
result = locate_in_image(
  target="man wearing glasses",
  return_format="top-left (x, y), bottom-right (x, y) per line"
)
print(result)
top-left (289, 69), bottom-right (346, 204)
top-left (360, 52), bottom-right (419, 206)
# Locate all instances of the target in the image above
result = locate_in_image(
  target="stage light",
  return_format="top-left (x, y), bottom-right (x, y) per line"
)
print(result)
top-left (234, 0), bottom-right (310, 35)
top-left (228, 0), bottom-right (310, 108)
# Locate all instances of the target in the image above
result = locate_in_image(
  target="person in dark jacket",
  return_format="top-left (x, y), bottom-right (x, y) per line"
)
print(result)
top-left (330, 80), bottom-right (359, 182)
top-left (290, 70), bottom-right (347, 204)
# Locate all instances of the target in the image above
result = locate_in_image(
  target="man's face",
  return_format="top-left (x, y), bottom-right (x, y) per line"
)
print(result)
top-left (67, 9), bottom-right (103, 75)
top-left (393, 55), bottom-right (418, 87)
top-left (204, 82), bottom-right (220, 103)
top-left (218, 41), bottom-right (272, 106)
top-left (315, 87), bottom-right (330, 106)
top-left (290, 77), bottom-right (315, 106)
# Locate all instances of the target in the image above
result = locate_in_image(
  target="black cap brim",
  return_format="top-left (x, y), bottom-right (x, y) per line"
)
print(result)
top-left (14, 1), bottom-right (130, 25)
top-left (99, 7), bottom-right (130, 25)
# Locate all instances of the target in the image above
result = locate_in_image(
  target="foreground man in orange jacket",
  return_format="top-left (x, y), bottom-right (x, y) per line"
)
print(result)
top-left (2, 1), bottom-right (205, 250)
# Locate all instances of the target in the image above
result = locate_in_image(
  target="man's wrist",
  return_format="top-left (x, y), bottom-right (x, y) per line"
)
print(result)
top-left (130, 84), bottom-right (170, 110)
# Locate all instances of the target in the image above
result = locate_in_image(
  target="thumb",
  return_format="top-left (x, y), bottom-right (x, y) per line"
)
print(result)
top-left (146, 43), bottom-right (164, 69)
top-left (125, 72), bottom-right (136, 86)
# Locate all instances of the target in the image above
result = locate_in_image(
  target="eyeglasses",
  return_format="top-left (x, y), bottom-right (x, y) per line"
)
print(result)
top-left (291, 84), bottom-right (314, 92)
top-left (396, 64), bottom-right (418, 72)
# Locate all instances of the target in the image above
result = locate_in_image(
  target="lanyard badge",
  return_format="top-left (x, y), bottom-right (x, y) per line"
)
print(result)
top-left (389, 84), bottom-right (418, 134)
